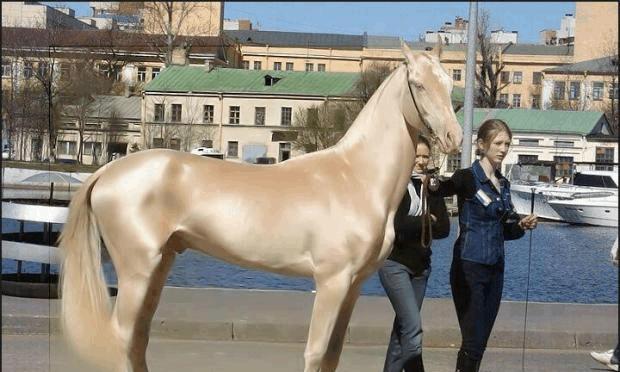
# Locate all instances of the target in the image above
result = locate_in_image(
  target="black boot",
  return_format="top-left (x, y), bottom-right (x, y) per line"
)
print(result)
top-left (455, 350), bottom-right (481, 372)
top-left (404, 355), bottom-right (425, 372)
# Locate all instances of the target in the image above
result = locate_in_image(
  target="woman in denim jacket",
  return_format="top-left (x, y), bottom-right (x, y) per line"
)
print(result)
top-left (379, 136), bottom-right (450, 372)
top-left (430, 119), bottom-right (537, 372)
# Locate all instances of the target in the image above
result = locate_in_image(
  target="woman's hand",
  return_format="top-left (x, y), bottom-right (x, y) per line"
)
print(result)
top-left (518, 214), bottom-right (538, 230)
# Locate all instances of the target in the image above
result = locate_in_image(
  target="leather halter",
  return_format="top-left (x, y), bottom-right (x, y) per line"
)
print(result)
top-left (404, 62), bottom-right (435, 136)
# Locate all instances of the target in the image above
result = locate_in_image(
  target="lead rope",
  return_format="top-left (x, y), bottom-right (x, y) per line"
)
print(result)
top-left (420, 177), bottom-right (432, 249)
top-left (521, 188), bottom-right (536, 371)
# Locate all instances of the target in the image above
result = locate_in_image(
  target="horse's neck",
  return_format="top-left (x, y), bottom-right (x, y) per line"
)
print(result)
top-left (333, 66), bottom-right (418, 206)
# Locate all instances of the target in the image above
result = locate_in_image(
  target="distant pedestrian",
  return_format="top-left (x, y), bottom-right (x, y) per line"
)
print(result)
top-left (429, 119), bottom-right (538, 372)
top-left (379, 136), bottom-right (450, 372)
top-left (589, 236), bottom-right (619, 371)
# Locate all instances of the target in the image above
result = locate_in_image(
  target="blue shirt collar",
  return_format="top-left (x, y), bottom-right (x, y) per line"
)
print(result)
top-left (472, 159), bottom-right (505, 184)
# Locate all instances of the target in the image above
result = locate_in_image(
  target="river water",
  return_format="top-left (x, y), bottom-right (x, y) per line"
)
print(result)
top-left (2, 218), bottom-right (618, 304)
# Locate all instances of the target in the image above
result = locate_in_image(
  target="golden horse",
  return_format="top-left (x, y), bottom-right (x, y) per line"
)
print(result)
top-left (59, 43), bottom-right (462, 372)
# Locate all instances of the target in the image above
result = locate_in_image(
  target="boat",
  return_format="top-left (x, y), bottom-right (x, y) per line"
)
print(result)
top-left (508, 161), bottom-right (618, 221)
top-left (547, 191), bottom-right (618, 227)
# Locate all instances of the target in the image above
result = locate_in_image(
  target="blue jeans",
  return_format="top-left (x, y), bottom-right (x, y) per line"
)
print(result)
top-left (379, 259), bottom-right (430, 372)
top-left (450, 257), bottom-right (504, 361)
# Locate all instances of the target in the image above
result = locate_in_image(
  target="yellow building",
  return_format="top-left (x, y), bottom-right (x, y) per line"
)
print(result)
top-left (141, 1), bottom-right (224, 37)
top-left (574, 2), bottom-right (618, 62)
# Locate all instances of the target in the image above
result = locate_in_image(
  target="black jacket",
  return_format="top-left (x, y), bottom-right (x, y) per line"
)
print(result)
top-left (387, 177), bottom-right (450, 275)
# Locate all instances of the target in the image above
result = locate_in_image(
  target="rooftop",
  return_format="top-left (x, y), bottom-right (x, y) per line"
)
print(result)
top-left (544, 55), bottom-right (619, 74)
top-left (144, 66), bottom-right (361, 97)
top-left (456, 108), bottom-right (611, 136)
top-left (63, 95), bottom-right (141, 120)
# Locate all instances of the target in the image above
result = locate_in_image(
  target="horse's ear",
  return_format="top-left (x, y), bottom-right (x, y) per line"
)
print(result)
top-left (401, 40), bottom-right (415, 64)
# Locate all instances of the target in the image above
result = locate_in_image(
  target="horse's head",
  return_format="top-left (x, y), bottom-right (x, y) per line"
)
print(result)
top-left (401, 42), bottom-right (463, 154)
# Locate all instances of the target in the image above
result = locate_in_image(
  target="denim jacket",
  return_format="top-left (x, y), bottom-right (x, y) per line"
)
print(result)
top-left (433, 160), bottom-right (525, 265)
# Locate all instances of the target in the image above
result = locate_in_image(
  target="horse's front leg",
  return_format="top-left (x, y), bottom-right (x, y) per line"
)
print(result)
top-left (304, 270), bottom-right (353, 372)
top-left (320, 279), bottom-right (364, 372)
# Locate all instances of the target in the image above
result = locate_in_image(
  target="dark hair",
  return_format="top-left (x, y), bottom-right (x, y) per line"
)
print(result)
top-left (416, 135), bottom-right (432, 151)
top-left (475, 119), bottom-right (512, 156)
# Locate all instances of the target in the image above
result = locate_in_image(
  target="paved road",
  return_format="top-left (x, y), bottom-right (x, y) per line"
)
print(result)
top-left (1, 334), bottom-right (611, 372)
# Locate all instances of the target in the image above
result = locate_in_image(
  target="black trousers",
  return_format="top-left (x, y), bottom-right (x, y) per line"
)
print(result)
top-left (450, 257), bottom-right (504, 361)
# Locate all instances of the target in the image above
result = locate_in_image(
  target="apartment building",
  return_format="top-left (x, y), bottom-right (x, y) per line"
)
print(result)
top-left (1, 1), bottom-right (95, 30)
top-left (142, 66), bottom-right (360, 163)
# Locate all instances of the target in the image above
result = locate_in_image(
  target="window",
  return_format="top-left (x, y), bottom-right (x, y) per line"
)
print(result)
top-left (518, 154), bottom-right (539, 163)
top-left (169, 138), bottom-right (181, 150)
top-left (447, 152), bottom-right (461, 172)
top-left (203, 105), bottom-right (214, 124)
top-left (227, 141), bottom-right (239, 157)
top-left (285, 62), bottom-right (294, 71)
top-left (171, 104), bottom-right (182, 122)
top-left (532, 72), bottom-right (542, 85)
top-left (452, 69), bottom-right (462, 81)
top-left (279, 142), bottom-right (291, 162)
top-left (500, 71), bottom-right (510, 83)
top-left (519, 138), bottom-right (540, 147)
top-left (499, 94), bottom-right (509, 104)
top-left (273, 62), bottom-right (282, 71)
top-left (553, 81), bottom-right (566, 100)
top-left (242, 60), bottom-right (250, 70)
top-left (253, 61), bottom-right (262, 70)
top-left (60, 63), bottom-right (70, 79)
top-left (554, 156), bottom-right (574, 178)
top-left (281, 107), bottom-right (292, 126)
top-left (512, 94), bottom-right (521, 108)
top-left (592, 82), bottom-right (604, 101)
top-left (531, 94), bottom-right (540, 109)
top-left (255, 107), bottom-right (265, 125)
top-left (513, 71), bottom-right (522, 84)
top-left (23, 62), bottom-right (33, 79)
top-left (2, 59), bottom-right (11, 77)
top-left (229, 106), bottom-right (240, 124)
top-left (37, 62), bottom-right (48, 78)
top-left (569, 81), bottom-right (580, 100)
top-left (153, 138), bottom-right (165, 148)
top-left (151, 67), bottom-right (160, 80)
top-left (137, 67), bottom-right (147, 82)
top-left (201, 139), bottom-right (213, 147)
top-left (317, 63), bottom-right (326, 72)
top-left (554, 140), bottom-right (574, 148)
top-left (58, 141), bottom-right (77, 156)
top-left (609, 82), bottom-right (619, 99)
top-left (595, 147), bottom-right (614, 170)
top-left (305, 63), bottom-right (314, 72)
top-left (83, 142), bottom-right (102, 156)
top-left (154, 104), bottom-right (165, 122)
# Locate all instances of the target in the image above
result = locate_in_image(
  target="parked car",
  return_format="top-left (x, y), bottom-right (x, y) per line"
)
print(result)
top-left (190, 147), bottom-right (224, 159)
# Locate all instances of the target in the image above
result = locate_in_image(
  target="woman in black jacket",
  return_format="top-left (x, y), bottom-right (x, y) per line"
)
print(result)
top-left (379, 136), bottom-right (450, 372)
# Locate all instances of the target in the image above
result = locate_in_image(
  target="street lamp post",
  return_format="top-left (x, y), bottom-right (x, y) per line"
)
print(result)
top-left (462, 2), bottom-right (478, 168)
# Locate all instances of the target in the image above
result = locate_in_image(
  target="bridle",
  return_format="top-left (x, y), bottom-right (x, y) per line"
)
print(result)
top-left (403, 62), bottom-right (435, 136)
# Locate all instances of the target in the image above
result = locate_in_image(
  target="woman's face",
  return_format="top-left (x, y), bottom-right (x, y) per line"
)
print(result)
top-left (413, 143), bottom-right (431, 173)
top-left (479, 130), bottom-right (511, 167)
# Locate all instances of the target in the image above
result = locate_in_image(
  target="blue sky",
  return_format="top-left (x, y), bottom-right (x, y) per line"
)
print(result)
top-left (44, 2), bottom-right (575, 43)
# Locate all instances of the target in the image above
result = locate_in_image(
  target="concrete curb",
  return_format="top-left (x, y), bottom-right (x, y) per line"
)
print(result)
top-left (2, 287), bottom-right (617, 350)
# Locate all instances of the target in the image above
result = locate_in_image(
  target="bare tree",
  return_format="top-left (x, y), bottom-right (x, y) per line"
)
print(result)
top-left (140, 2), bottom-right (203, 66)
top-left (475, 10), bottom-right (511, 108)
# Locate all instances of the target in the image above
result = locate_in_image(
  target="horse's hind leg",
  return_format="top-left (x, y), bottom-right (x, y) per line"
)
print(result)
top-left (111, 247), bottom-right (176, 372)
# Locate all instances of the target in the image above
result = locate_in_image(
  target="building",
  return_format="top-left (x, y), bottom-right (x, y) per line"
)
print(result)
top-left (1, 2), bottom-right (95, 30)
top-left (573, 2), bottom-right (618, 62)
top-left (424, 16), bottom-right (468, 44)
top-left (58, 95), bottom-right (142, 164)
top-left (540, 13), bottom-right (575, 46)
top-left (224, 19), bottom-right (253, 31)
top-left (141, 1), bottom-right (224, 37)
top-left (489, 30), bottom-right (518, 44)
top-left (541, 55), bottom-right (618, 125)
top-left (445, 108), bottom-right (617, 175)
top-left (1, 26), bottom-right (239, 92)
top-left (142, 66), bottom-right (360, 162)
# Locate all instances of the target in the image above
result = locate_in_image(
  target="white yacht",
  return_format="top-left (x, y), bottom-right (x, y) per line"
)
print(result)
top-left (547, 191), bottom-right (618, 227)
top-left (509, 163), bottom-right (618, 222)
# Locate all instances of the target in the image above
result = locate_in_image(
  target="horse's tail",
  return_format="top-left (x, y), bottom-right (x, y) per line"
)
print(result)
top-left (59, 166), bottom-right (122, 367)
